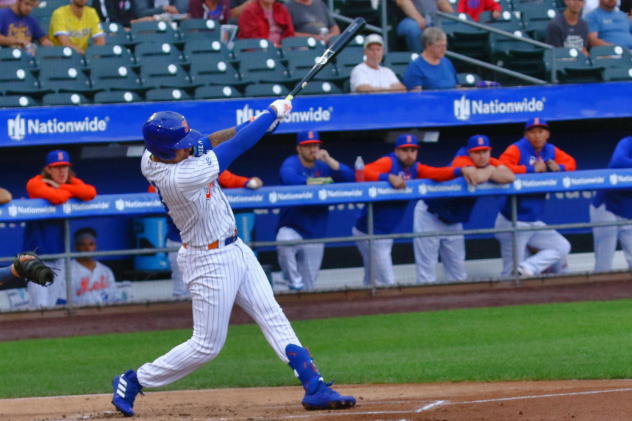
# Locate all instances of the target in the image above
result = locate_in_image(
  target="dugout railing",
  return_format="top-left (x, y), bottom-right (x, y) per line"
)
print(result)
top-left (1, 168), bottom-right (632, 313)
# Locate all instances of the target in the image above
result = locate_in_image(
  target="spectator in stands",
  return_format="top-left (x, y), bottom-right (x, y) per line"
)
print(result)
top-left (277, 130), bottom-right (355, 291)
top-left (403, 27), bottom-right (459, 91)
top-left (188, 0), bottom-right (231, 22)
top-left (0, 188), bottom-right (12, 204)
top-left (350, 34), bottom-right (406, 93)
top-left (395, 0), bottom-right (454, 53)
top-left (457, 0), bottom-right (500, 22)
top-left (285, 0), bottom-right (339, 42)
top-left (228, 0), bottom-right (254, 22)
top-left (583, 0), bottom-right (620, 18)
top-left (24, 150), bottom-right (97, 309)
top-left (92, 0), bottom-right (155, 28)
top-left (0, 0), bottom-right (54, 49)
top-left (49, 0), bottom-right (105, 55)
top-left (494, 118), bottom-right (575, 278)
top-left (136, 0), bottom-right (188, 17)
top-left (546, 0), bottom-right (589, 54)
top-left (237, 0), bottom-right (294, 46)
top-left (586, 0), bottom-right (632, 49)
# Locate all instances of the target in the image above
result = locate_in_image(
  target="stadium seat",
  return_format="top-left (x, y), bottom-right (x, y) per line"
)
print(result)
top-left (0, 95), bottom-right (36, 108)
top-left (590, 45), bottom-right (632, 68)
top-left (335, 48), bottom-right (365, 79)
top-left (287, 55), bottom-right (338, 82)
top-left (134, 42), bottom-right (184, 68)
top-left (93, 90), bottom-right (143, 104)
top-left (281, 36), bottom-right (326, 61)
top-left (42, 92), bottom-right (89, 106)
top-left (140, 63), bottom-right (196, 89)
top-left (457, 72), bottom-right (483, 87)
top-left (183, 39), bottom-right (232, 62)
top-left (33, 46), bottom-right (84, 68)
top-left (38, 64), bottom-right (93, 93)
top-left (244, 83), bottom-right (289, 97)
top-left (189, 58), bottom-right (241, 86)
top-left (329, 33), bottom-right (366, 50)
top-left (489, 32), bottom-right (544, 77)
top-left (101, 22), bottom-right (133, 47)
top-left (232, 38), bottom-right (281, 61)
top-left (478, 11), bottom-right (523, 33)
top-left (239, 55), bottom-right (291, 84)
top-left (602, 66), bottom-right (632, 81)
top-left (383, 51), bottom-right (419, 78)
top-left (146, 88), bottom-right (192, 101)
top-left (520, 7), bottom-right (557, 42)
top-left (544, 47), bottom-right (601, 83)
top-left (297, 81), bottom-right (342, 95)
top-left (437, 13), bottom-right (489, 64)
top-left (0, 47), bottom-right (33, 67)
top-left (436, 12), bottom-right (478, 36)
top-left (194, 85), bottom-right (243, 99)
top-left (178, 19), bottom-right (221, 41)
top-left (90, 65), bottom-right (143, 92)
top-left (343, 0), bottom-right (382, 26)
top-left (39, 16), bottom-right (51, 35)
top-left (30, 0), bottom-right (64, 19)
top-left (0, 64), bottom-right (44, 95)
top-left (130, 21), bottom-right (180, 44)
top-left (84, 45), bottom-right (136, 67)
top-left (512, 0), bottom-right (557, 12)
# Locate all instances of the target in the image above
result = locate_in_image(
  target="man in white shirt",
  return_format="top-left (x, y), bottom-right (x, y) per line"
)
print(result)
top-left (350, 34), bottom-right (406, 93)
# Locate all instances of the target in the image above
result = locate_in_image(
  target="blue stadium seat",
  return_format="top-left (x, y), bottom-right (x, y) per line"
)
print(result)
top-left (189, 58), bottom-right (241, 86)
top-left (146, 88), bottom-right (192, 101)
top-left (130, 21), bottom-right (180, 44)
top-left (42, 92), bottom-right (90, 106)
top-left (194, 85), bottom-right (243, 99)
top-left (244, 83), bottom-right (289, 98)
top-left (84, 45), bottom-right (136, 67)
top-left (93, 90), bottom-right (143, 103)
top-left (178, 19), bottom-right (221, 41)
top-left (134, 42), bottom-right (184, 67)
top-left (0, 95), bottom-right (36, 108)
top-left (91, 65), bottom-right (143, 92)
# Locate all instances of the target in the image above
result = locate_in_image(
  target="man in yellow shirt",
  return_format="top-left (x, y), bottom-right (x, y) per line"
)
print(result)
top-left (49, 0), bottom-right (105, 55)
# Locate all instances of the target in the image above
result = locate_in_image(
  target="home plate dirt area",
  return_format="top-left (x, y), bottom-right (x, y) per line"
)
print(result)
top-left (3, 380), bottom-right (632, 421)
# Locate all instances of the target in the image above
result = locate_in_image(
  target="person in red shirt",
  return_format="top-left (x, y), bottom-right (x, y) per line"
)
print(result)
top-left (457, 0), bottom-right (501, 22)
top-left (237, 0), bottom-right (294, 46)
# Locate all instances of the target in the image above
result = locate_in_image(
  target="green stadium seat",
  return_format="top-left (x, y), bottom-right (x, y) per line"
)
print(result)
top-left (42, 92), bottom-right (89, 106)
top-left (436, 13), bottom-right (478, 36)
top-left (232, 38), bottom-right (281, 61)
top-left (134, 42), bottom-right (184, 67)
top-left (328, 33), bottom-right (366, 50)
top-left (590, 45), bottom-right (632, 68)
top-left (479, 11), bottom-right (523, 33)
top-left (84, 45), bottom-right (136, 67)
top-left (130, 21), bottom-right (180, 44)
top-left (244, 83), bottom-right (289, 97)
top-left (33, 46), bottom-right (84, 68)
top-left (189, 58), bottom-right (241, 86)
top-left (602, 66), bottom-right (632, 81)
top-left (383, 51), bottom-right (419, 78)
top-left (38, 64), bottom-right (93, 93)
top-left (183, 39), bottom-right (232, 62)
top-left (457, 72), bottom-right (483, 87)
top-left (194, 85), bottom-right (243, 99)
top-left (520, 6), bottom-right (557, 42)
top-left (287, 55), bottom-right (338, 82)
top-left (544, 47), bottom-right (601, 83)
top-left (91, 65), bottom-right (143, 92)
top-left (140, 63), bottom-right (196, 89)
top-left (335, 48), bottom-right (365, 79)
top-left (0, 95), bottom-right (36, 108)
top-left (512, 0), bottom-right (557, 12)
top-left (298, 81), bottom-right (342, 95)
top-left (39, 17), bottom-right (51, 36)
top-left (0, 63), bottom-right (45, 95)
top-left (93, 90), bottom-right (143, 104)
top-left (101, 22), bottom-right (133, 47)
top-left (239, 55), bottom-right (291, 84)
top-left (146, 88), bottom-right (192, 101)
top-left (0, 47), bottom-right (33, 67)
top-left (178, 19), bottom-right (221, 41)
top-left (281, 36), bottom-right (326, 61)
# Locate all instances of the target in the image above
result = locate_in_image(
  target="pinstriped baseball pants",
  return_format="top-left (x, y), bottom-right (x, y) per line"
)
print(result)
top-left (137, 238), bottom-right (301, 388)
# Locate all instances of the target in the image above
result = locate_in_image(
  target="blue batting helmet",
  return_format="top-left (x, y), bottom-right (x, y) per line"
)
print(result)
top-left (142, 111), bottom-right (203, 160)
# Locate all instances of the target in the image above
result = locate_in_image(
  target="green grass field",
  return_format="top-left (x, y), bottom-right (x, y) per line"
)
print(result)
top-left (2, 299), bottom-right (632, 399)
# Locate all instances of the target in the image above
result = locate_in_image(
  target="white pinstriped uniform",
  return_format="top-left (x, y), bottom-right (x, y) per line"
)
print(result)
top-left (138, 150), bottom-right (300, 388)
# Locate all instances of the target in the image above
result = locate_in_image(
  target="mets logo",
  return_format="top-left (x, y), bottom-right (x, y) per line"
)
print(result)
top-left (318, 189), bottom-right (327, 201)
top-left (562, 177), bottom-right (571, 188)
top-left (418, 184), bottom-right (427, 195)
top-left (368, 186), bottom-right (377, 198)
top-left (610, 173), bottom-right (618, 185)
top-left (182, 119), bottom-right (189, 133)
top-left (269, 191), bottom-right (278, 203)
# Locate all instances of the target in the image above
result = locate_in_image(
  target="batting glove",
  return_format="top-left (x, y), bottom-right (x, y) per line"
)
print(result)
top-left (270, 99), bottom-right (292, 120)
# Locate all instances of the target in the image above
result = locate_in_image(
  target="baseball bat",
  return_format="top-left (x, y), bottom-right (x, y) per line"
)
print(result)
top-left (285, 17), bottom-right (367, 101)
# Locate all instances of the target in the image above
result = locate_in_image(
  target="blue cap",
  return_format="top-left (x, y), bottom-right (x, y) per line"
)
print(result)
top-left (297, 130), bottom-right (321, 145)
top-left (46, 150), bottom-right (71, 167)
top-left (467, 135), bottom-right (491, 151)
top-left (395, 134), bottom-right (419, 149)
top-left (525, 117), bottom-right (549, 131)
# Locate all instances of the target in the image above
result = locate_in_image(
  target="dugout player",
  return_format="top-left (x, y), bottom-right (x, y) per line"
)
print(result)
top-left (24, 150), bottom-right (97, 308)
top-left (111, 101), bottom-right (356, 416)
top-left (353, 134), bottom-right (468, 285)
top-left (590, 136), bottom-right (632, 271)
top-left (414, 135), bottom-right (515, 283)
top-left (277, 130), bottom-right (355, 291)
top-left (495, 118), bottom-right (576, 277)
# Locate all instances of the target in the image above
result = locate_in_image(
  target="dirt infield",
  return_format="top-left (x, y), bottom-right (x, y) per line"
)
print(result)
top-left (3, 380), bottom-right (632, 421)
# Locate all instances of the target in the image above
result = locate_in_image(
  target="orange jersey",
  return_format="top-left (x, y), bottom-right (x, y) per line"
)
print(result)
top-left (451, 156), bottom-right (503, 169)
top-left (27, 175), bottom-right (96, 205)
top-left (363, 156), bottom-right (457, 183)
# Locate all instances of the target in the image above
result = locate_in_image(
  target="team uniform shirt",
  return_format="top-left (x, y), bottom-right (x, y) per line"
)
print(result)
top-left (142, 150), bottom-right (236, 246)
top-left (499, 137), bottom-right (576, 221)
top-left (350, 62), bottom-right (401, 92)
top-left (0, 265), bottom-right (16, 285)
top-left (457, 0), bottom-right (500, 22)
top-left (355, 153), bottom-right (461, 234)
top-left (0, 7), bottom-right (46, 43)
top-left (403, 56), bottom-right (459, 90)
top-left (594, 136), bottom-right (632, 219)
top-left (585, 7), bottom-right (632, 49)
top-left (49, 5), bottom-right (104, 50)
top-left (68, 259), bottom-right (119, 306)
top-left (423, 152), bottom-right (504, 223)
top-left (278, 156), bottom-right (355, 239)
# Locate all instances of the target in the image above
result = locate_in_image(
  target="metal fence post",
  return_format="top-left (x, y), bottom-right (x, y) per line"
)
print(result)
top-left (367, 202), bottom-right (376, 296)
top-left (511, 195), bottom-right (519, 279)
top-left (381, 0), bottom-right (389, 53)
top-left (64, 218), bottom-right (73, 314)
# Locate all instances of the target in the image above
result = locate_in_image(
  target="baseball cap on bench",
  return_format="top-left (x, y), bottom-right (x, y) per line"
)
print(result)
top-left (47, 150), bottom-right (71, 167)
top-left (467, 135), bottom-right (491, 151)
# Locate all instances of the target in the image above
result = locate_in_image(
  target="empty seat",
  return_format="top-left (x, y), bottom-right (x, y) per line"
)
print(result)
top-left (244, 83), bottom-right (289, 97)
top-left (479, 11), bottom-right (523, 33)
top-left (141, 63), bottom-right (195, 88)
top-left (232, 38), bottom-right (281, 60)
top-left (0, 63), bottom-right (43, 95)
top-left (84, 44), bottom-right (136, 67)
top-left (33, 46), bottom-right (84, 68)
top-left (239, 56), bottom-right (291, 84)
top-left (335, 48), bottom-right (365, 79)
top-left (590, 45), bottom-right (632, 68)
top-left (42, 92), bottom-right (89, 106)
top-left (602, 66), bottom-right (632, 81)
top-left (383, 51), bottom-right (419, 77)
top-left (544, 47), bottom-right (600, 83)
top-left (101, 22), bottom-right (133, 46)
top-left (520, 6), bottom-right (557, 41)
top-left (287, 55), bottom-right (339, 82)
top-left (298, 81), bottom-right (342, 95)
top-left (93, 90), bottom-right (143, 103)
top-left (183, 39), bottom-right (232, 62)
top-left (91, 65), bottom-right (143, 91)
top-left (281, 36), bottom-right (326, 61)
top-left (179, 19), bottom-right (221, 41)
top-left (0, 47), bottom-right (33, 67)
top-left (328, 33), bottom-right (366, 50)
top-left (131, 21), bottom-right (180, 44)
top-left (457, 72), bottom-right (483, 87)
top-left (0, 95), bottom-right (36, 108)
top-left (195, 85), bottom-right (243, 99)
top-left (39, 65), bottom-right (93, 93)
top-left (135, 42), bottom-right (184, 67)
top-left (189, 58), bottom-right (241, 85)
top-left (146, 88), bottom-right (192, 101)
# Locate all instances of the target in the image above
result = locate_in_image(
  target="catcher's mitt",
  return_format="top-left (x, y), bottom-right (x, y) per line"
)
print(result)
top-left (14, 252), bottom-right (56, 286)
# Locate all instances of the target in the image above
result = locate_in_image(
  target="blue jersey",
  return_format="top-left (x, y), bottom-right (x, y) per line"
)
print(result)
top-left (0, 265), bottom-right (16, 284)
top-left (277, 155), bottom-right (355, 239)
top-left (594, 136), bottom-right (632, 219)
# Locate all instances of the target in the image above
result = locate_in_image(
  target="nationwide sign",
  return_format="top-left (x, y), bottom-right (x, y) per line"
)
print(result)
top-left (3, 169), bottom-right (632, 222)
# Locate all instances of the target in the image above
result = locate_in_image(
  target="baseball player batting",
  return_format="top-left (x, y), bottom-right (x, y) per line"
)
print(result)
top-left (111, 100), bottom-right (356, 416)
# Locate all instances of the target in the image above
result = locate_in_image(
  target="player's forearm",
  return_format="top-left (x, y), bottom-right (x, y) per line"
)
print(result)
top-left (333, 162), bottom-right (356, 182)
top-left (0, 34), bottom-right (26, 46)
top-left (0, 265), bottom-right (16, 284)
top-left (208, 127), bottom-right (237, 148)
top-left (490, 166), bottom-right (515, 184)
